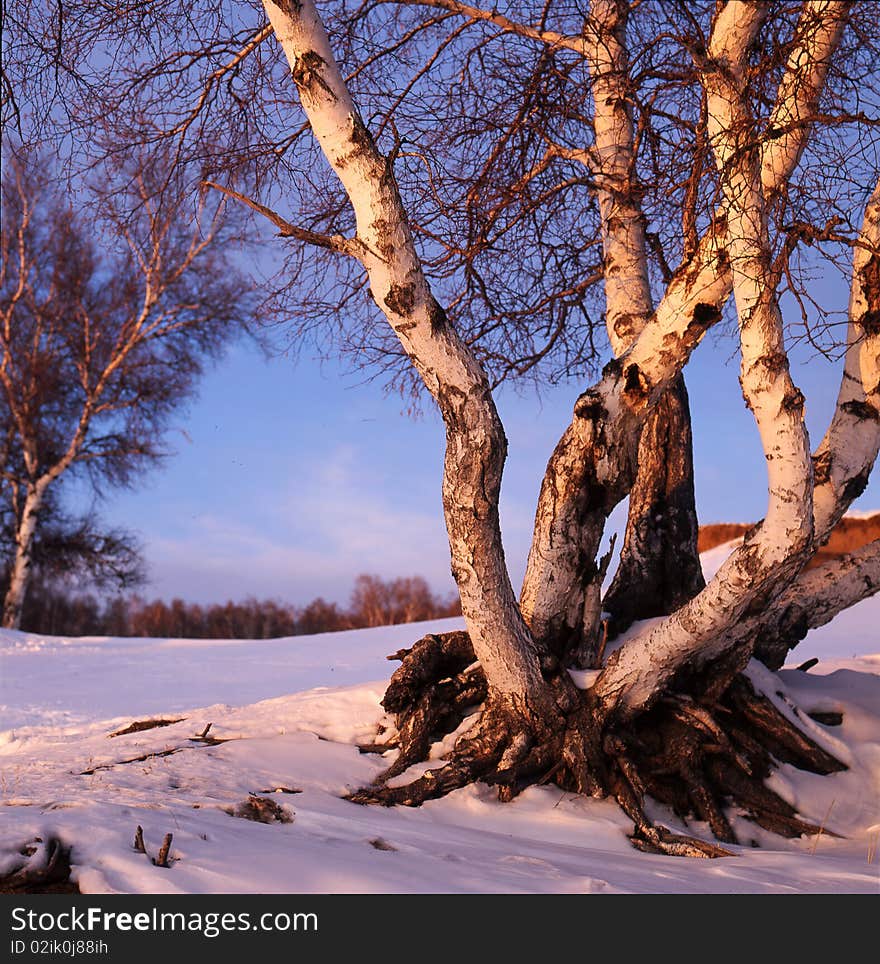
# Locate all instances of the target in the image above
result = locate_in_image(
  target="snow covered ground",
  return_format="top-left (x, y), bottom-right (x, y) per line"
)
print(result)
top-left (1, 563), bottom-right (878, 894)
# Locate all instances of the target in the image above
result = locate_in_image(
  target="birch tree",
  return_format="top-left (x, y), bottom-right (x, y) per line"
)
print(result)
top-left (7, 0), bottom-right (880, 854)
top-left (0, 152), bottom-right (250, 627)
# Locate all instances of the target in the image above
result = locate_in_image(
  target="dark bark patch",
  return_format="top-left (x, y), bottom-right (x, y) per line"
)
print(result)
top-left (574, 390), bottom-right (605, 422)
top-left (436, 383), bottom-right (468, 428)
top-left (612, 314), bottom-right (636, 345)
top-left (736, 541), bottom-right (765, 578)
top-left (842, 466), bottom-right (871, 503)
top-left (428, 300), bottom-right (448, 334)
top-left (812, 449), bottom-right (833, 486)
top-left (691, 302), bottom-right (722, 330)
top-left (841, 399), bottom-right (879, 421)
top-left (383, 283), bottom-right (416, 317)
top-left (859, 253), bottom-right (880, 335)
top-left (781, 387), bottom-right (805, 414)
top-left (862, 309), bottom-right (880, 336)
top-left (602, 357), bottom-right (623, 380)
top-left (371, 218), bottom-right (394, 259)
top-left (349, 112), bottom-right (377, 154)
top-left (623, 363), bottom-right (650, 400)
top-left (291, 51), bottom-right (333, 98)
top-left (758, 350), bottom-right (790, 377)
top-left (270, 0), bottom-right (302, 14)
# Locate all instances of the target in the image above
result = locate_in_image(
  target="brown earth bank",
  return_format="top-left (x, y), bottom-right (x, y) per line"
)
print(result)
top-left (698, 512), bottom-right (880, 567)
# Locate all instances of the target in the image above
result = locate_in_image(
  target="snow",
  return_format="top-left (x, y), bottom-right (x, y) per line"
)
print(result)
top-left (1, 596), bottom-right (879, 893)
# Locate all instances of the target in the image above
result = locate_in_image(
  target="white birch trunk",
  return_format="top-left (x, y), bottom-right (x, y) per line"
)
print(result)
top-left (584, 0), bottom-right (653, 354)
top-left (810, 182), bottom-right (880, 539)
top-left (2, 483), bottom-right (45, 629)
top-left (591, 1), bottom-right (817, 719)
top-left (757, 539), bottom-right (880, 669)
top-left (580, 1), bottom-right (704, 634)
top-left (521, 0), bottom-right (850, 655)
top-left (262, 0), bottom-right (547, 705)
top-left (751, 180), bottom-right (880, 665)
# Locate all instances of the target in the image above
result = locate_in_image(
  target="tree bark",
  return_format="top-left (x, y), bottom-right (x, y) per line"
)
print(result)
top-left (602, 374), bottom-right (705, 634)
top-left (519, 217), bottom-right (732, 659)
top-left (755, 539), bottom-right (880, 669)
top-left (262, 0), bottom-right (549, 710)
top-left (521, 0), bottom-right (851, 664)
top-left (2, 483), bottom-right (44, 629)
top-left (592, 0), bottom-right (817, 722)
top-left (583, 0), bottom-right (704, 638)
top-left (751, 182), bottom-right (880, 666)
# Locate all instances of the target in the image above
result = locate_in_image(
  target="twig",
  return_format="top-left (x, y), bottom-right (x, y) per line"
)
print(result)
top-left (810, 800), bottom-right (835, 855)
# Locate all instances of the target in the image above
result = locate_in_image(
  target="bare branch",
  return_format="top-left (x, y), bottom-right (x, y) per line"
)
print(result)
top-left (202, 180), bottom-right (357, 255)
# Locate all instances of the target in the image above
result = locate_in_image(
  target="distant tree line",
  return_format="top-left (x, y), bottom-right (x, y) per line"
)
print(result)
top-left (7, 573), bottom-right (461, 638)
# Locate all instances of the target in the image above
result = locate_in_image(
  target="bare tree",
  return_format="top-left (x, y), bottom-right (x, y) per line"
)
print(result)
top-left (0, 151), bottom-right (251, 627)
top-left (7, 0), bottom-right (880, 854)
top-left (350, 573), bottom-right (459, 626)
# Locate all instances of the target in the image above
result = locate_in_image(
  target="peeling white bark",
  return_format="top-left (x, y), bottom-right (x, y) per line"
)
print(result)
top-left (584, 0), bottom-right (653, 353)
top-left (757, 539), bottom-right (880, 668)
top-left (2, 483), bottom-right (45, 630)
top-left (521, 0), bottom-right (851, 658)
top-left (811, 182), bottom-right (880, 540)
top-left (262, 0), bottom-right (546, 703)
top-left (592, 2), bottom-right (817, 719)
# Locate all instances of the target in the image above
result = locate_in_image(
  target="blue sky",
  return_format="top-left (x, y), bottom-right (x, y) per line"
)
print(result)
top-left (75, 271), bottom-right (878, 607)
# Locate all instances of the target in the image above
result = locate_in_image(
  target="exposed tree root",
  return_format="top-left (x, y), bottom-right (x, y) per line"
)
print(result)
top-left (347, 631), bottom-right (848, 857)
top-left (0, 837), bottom-right (78, 894)
top-left (376, 631), bottom-right (487, 782)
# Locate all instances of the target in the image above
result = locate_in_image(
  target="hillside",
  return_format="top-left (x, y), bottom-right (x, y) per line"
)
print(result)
top-left (698, 511), bottom-right (880, 570)
top-left (1, 550), bottom-right (878, 893)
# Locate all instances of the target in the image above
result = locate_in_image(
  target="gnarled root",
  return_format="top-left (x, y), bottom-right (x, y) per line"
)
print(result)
top-left (350, 631), bottom-right (847, 857)
top-left (374, 631), bottom-right (487, 782)
top-left (0, 837), bottom-right (78, 894)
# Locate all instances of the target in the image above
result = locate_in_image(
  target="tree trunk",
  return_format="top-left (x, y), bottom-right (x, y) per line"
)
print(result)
top-left (520, 0), bottom-right (851, 667)
top-left (273, 0), bottom-right (867, 857)
top-left (602, 374), bottom-right (705, 635)
top-left (262, 0), bottom-right (549, 712)
top-left (592, 0), bottom-right (817, 722)
top-left (518, 226), bottom-right (730, 661)
top-left (583, 0), bottom-right (704, 640)
top-left (755, 538), bottom-right (880, 669)
top-left (2, 484), bottom-right (43, 629)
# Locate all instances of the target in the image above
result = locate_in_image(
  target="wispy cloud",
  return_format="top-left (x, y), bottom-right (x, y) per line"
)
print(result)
top-left (141, 443), bottom-right (454, 604)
